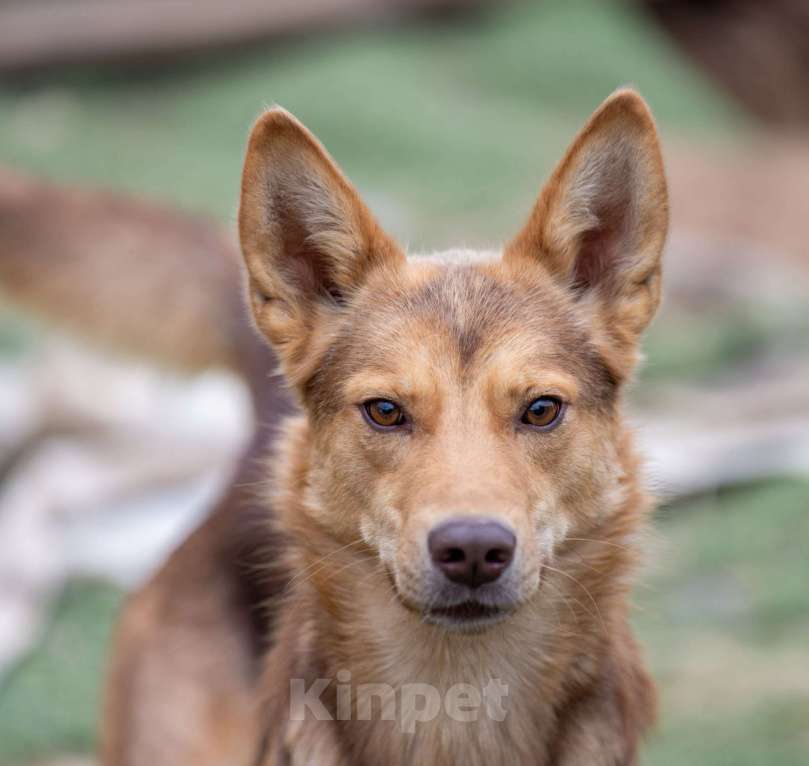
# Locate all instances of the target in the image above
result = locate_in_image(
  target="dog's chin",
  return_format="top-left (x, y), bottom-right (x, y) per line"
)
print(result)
top-left (421, 601), bottom-right (515, 633)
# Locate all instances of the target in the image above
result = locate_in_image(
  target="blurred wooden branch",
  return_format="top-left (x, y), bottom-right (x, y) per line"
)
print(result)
top-left (0, 0), bottom-right (484, 73)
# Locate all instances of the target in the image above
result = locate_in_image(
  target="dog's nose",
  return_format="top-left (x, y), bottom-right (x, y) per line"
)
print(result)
top-left (428, 519), bottom-right (516, 588)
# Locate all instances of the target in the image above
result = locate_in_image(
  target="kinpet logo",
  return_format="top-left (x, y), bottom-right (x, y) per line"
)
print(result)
top-left (291, 671), bottom-right (510, 733)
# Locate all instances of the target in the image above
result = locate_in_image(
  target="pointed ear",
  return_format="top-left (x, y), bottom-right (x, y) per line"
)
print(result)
top-left (239, 107), bottom-right (403, 381)
top-left (504, 90), bottom-right (668, 372)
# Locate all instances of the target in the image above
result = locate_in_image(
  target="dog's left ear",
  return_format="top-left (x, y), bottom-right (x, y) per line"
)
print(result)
top-left (504, 89), bottom-right (668, 374)
top-left (239, 107), bottom-right (404, 384)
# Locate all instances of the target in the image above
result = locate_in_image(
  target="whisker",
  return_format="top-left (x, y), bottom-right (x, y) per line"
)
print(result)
top-left (542, 563), bottom-right (607, 634)
top-left (558, 549), bottom-right (604, 577)
top-left (542, 577), bottom-right (595, 627)
top-left (294, 548), bottom-right (375, 591)
top-left (538, 580), bottom-right (569, 632)
top-left (285, 538), bottom-right (367, 591)
top-left (384, 577), bottom-right (408, 612)
top-left (563, 538), bottom-right (657, 592)
top-left (232, 477), bottom-right (272, 491)
top-left (564, 537), bottom-right (635, 554)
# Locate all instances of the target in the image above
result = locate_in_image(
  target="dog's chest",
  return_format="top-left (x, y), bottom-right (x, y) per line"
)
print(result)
top-left (340, 681), bottom-right (556, 766)
top-left (329, 644), bottom-right (560, 766)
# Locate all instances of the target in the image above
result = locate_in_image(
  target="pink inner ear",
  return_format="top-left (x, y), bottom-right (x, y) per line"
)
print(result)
top-left (271, 192), bottom-right (345, 304)
top-left (575, 226), bottom-right (617, 291)
top-left (570, 171), bottom-right (634, 293)
top-left (280, 241), bottom-right (344, 305)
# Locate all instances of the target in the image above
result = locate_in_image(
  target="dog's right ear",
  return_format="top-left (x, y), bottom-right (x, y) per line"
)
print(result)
top-left (504, 89), bottom-right (668, 380)
top-left (239, 108), bottom-right (403, 383)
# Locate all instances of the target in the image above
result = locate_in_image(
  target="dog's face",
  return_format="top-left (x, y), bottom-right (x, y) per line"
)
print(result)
top-left (239, 92), bottom-right (667, 630)
top-left (298, 257), bottom-right (624, 629)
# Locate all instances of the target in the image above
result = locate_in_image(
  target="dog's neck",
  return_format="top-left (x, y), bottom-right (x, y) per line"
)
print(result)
top-left (262, 416), bottom-right (651, 765)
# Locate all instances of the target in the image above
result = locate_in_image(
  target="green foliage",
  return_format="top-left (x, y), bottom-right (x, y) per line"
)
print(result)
top-left (0, 581), bottom-right (123, 762)
top-left (0, 307), bottom-right (40, 359)
top-left (637, 479), bottom-right (809, 765)
top-left (642, 302), bottom-right (809, 383)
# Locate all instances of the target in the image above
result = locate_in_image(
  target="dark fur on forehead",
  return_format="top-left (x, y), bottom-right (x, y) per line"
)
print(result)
top-left (302, 263), bottom-right (618, 419)
top-left (405, 267), bottom-right (514, 367)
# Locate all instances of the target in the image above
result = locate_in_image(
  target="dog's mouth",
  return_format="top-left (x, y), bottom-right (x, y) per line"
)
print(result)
top-left (386, 565), bottom-right (524, 632)
top-left (423, 600), bottom-right (512, 630)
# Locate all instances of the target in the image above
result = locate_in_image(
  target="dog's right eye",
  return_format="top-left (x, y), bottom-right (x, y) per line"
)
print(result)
top-left (362, 399), bottom-right (406, 430)
top-left (520, 396), bottom-right (564, 430)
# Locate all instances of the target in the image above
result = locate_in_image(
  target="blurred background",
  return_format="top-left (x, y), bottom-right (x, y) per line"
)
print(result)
top-left (0, 1), bottom-right (808, 764)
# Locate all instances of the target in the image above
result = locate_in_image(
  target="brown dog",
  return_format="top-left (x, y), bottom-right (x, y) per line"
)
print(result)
top-left (97, 89), bottom-right (667, 764)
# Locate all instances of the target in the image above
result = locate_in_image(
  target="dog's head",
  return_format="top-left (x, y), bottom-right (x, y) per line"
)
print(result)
top-left (239, 91), bottom-right (667, 631)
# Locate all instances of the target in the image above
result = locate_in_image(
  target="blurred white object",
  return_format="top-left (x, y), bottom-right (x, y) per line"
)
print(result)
top-left (0, 336), bottom-right (251, 674)
top-left (635, 358), bottom-right (809, 498)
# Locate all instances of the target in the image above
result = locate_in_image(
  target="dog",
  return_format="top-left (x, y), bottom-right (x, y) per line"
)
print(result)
top-left (3, 89), bottom-right (669, 765)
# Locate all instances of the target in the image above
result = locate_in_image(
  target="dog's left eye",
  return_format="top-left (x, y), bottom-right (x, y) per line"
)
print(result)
top-left (362, 399), bottom-right (406, 429)
top-left (521, 397), bottom-right (564, 430)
